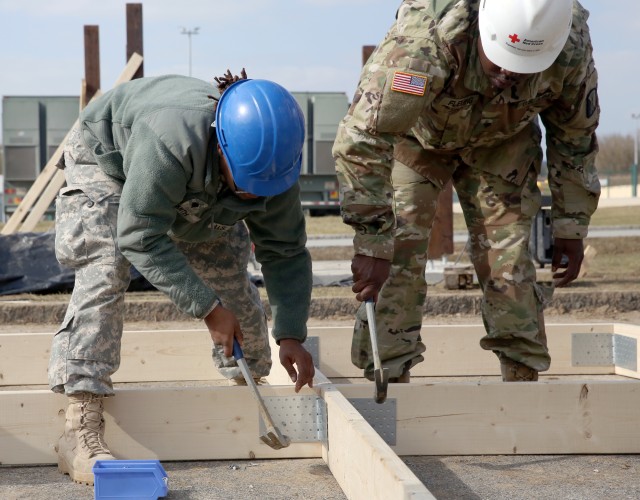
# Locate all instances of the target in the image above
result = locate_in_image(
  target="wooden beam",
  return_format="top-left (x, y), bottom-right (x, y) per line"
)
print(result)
top-left (84, 25), bottom-right (101, 104)
top-left (3, 323), bottom-right (634, 387)
top-left (320, 382), bottom-right (434, 499)
top-left (337, 380), bottom-right (640, 455)
top-left (2, 378), bottom-right (639, 465)
top-left (126, 3), bottom-right (144, 79)
top-left (0, 386), bottom-right (322, 465)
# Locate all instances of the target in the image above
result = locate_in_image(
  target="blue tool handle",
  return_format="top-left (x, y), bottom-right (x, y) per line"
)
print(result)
top-left (232, 337), bottom-right (244, 360)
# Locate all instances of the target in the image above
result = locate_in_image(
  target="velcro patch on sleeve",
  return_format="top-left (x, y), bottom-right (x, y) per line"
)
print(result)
top-left (390, 71), bottom-right (427, 96)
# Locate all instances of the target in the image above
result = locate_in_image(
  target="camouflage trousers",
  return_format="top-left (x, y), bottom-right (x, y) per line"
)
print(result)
top-left (354, 158), bottom-right (552, 380)
top-left (49, 127), bottom-right (270, 395)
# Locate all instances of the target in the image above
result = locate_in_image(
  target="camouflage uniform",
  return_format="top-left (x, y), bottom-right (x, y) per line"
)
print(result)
top-left (49, 127), bottom-right (270, 394)
top-left (333, 0), bottom-right (600, 379)
top-left (49, 75), bottom-right (312, 395)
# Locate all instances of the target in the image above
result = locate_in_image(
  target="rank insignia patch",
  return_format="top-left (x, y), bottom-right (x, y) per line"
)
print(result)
top-left (391, 71), bottom-right (427, 96)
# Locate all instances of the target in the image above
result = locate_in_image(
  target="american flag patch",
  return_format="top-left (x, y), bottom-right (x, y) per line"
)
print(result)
top-left (391, 71), bottom-right (427, 96)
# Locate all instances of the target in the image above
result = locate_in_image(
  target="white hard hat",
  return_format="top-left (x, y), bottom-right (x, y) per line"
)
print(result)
top-left (478, 0), bottom-right (573, 74)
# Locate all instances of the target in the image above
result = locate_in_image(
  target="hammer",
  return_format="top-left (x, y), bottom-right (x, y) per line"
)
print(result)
top-left (365, 299), bottom-right (389, 404)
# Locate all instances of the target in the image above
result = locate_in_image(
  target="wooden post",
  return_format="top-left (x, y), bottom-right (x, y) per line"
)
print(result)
top-left (126, 3), bottom-right (144, 79)
top-left (428, 182), bottom-right (454, 259)
top-left (362, 45), bottom-right (376, 67)
top-left (83, 25), bottom-right (100, 106)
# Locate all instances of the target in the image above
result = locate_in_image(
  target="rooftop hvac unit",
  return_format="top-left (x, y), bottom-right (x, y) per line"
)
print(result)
top-left (2, 98), bottom-right (43, 181)
top-left (311, 93), bottom-right (348, 175)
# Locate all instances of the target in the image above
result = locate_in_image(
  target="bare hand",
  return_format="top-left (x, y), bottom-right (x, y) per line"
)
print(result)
top-left (278, 339), bottom-right (315, 392)
top-left (351, 254), bottom-right (392, 302)
top-left (552, 238), bottom-right (584, 287)
top-left (204, 305), bottom-right (243, 357)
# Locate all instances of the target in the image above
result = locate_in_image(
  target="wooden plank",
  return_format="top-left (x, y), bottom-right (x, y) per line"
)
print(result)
top-left (308, 324), bottom-right (617, 378)
top-left (0, 159), bottom-right (60, 234)
top-left (320, 382), bottom-right (435, 499)
top-left (0, 386), bottom-right (322, 465)
top-left (3, 323), bottom-right (634, 386)
top-left (1, 53), bottom-right (143, 234)
top-left (0, 330), bottom-right (222, 386)
top-left (337, 380), bottom-right (640, 455)
top-left (19, 169), bottom-right (67, 230)
top-left (4, 378), bottom-right (639, 466)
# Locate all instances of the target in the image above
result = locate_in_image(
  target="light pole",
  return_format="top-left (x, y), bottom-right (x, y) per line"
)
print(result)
top-left (632, 114), bottom-right (640, 197)
top-left (180, 27), bottom-right (199, 77)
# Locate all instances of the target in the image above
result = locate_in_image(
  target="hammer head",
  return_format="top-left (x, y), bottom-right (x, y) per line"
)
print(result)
top-left (374, 367), bottom-right (390, 404)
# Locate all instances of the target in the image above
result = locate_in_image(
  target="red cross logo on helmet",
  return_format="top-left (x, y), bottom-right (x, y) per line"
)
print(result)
top-left (508, 33), bottom-right (521, 43)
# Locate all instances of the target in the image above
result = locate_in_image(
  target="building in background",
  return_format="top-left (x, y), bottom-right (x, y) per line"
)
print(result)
top-left (1, 92), bottom-right (348, 221)
top-left (2, 96), bottom-right (79, 222)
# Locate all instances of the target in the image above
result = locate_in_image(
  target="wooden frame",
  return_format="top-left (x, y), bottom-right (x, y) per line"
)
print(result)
top-left (2, 323), bottom-right (639, 499)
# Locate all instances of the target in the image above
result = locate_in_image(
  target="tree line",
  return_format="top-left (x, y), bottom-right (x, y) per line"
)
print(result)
top-left (595, 133), bottom-right (635, 175)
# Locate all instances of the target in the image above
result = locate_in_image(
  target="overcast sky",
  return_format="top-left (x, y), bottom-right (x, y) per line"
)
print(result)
top-left (0, 0), bottom-right (637, 142)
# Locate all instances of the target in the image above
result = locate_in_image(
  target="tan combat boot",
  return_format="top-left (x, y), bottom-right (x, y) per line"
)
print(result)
top-left (500, 358), bottom-right (539, 382)
top-left (56, 392), bottom-right (115, 485)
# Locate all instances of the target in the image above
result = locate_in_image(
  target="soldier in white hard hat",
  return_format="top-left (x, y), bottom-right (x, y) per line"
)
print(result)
top-left (333, 0), bottom-right (600, 383)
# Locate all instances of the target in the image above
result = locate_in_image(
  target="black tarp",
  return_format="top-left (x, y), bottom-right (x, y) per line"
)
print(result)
top-left (0, 232), bottom-right (154, 295)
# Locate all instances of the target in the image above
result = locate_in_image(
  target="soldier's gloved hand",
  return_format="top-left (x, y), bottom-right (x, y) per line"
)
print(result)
top-left (551, 237), bottom-right (584, 288)
top-left (204, 304), bottom-right (243, 357)
top-left (279, 339), bottom-right (315, 392)
top-left (351, 254), bottom-right (392, 302)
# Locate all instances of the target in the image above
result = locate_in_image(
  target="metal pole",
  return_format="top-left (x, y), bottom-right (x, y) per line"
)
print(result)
top-left (180, 27), bottom-right (199, 77)
top-left (632, 114), bottom-right (639, 197)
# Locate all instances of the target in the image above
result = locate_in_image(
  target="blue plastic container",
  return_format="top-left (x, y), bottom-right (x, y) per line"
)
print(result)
top-left (93, 460), bottom-right (169, 500)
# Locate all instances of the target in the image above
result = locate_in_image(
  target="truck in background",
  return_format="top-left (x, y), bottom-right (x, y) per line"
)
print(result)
top-left (293, 91), bottom-right (348, 215)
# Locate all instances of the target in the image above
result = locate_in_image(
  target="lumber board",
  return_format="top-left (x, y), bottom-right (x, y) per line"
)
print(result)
top-left (320, 382), bottom-right (434, 499)
top-left (3, 323), bottom-right (634, 387)
top-left (0, 386), bottom-right (321, 465)
top-left (0, 330), bottom-right (222, 386)
top-left (3, 377), bottom-right (640, 466)
top-left (1, 53), bottom-right (143, 235)
top-left (337, 380), bottom-right (640, 455)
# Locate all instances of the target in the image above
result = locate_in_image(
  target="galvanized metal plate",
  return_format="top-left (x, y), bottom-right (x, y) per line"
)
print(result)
top-left (260, 395), bottom-right (327, 443)
top-left (348, 398), bottom-right (397, 446)
top-left (572, 333), bottom-right (638, 371)
top-left (303, 336), bottom-right (320, 367)
top-left (572, 333), bottom-right (613, 366)
top-left (614, 334), bottom-right (638, 371)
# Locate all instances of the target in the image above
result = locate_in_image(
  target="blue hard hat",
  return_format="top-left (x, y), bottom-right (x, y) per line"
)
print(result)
top-left (215, 79), bottom-right (305, 197)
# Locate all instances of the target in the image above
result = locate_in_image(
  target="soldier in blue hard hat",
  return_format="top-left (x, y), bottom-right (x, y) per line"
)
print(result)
top-left (50, 69), bottom-right (314, 485)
